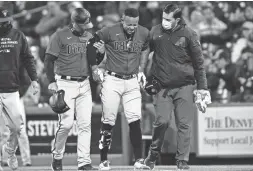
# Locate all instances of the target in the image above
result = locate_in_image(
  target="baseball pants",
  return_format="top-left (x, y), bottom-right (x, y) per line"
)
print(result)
top-left (100, 73), bottom-right (142, 126)
top-left (0, 98), bottom-right (31, 165)
top-left (0, 92), bottom-right (23, 155)
top-left (52, 75), bottom-right (92, 167)
top-left (150, 84), bottom-right (195, 161)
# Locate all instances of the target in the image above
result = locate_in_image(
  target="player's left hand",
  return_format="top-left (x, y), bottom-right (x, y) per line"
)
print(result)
top-left (31, 80), bottom-right (40, 95)
top-left (193, 89), bottom-right (211, 113)
top-left (93, 40), bottom-right (105, 54)
top-left (137, 72), bottom-right (146, 88)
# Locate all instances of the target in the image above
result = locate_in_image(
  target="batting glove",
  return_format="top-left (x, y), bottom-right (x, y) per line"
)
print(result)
top-left (48, 82), bottom-right (58, 93)
top-left (137, 72), bottom-right (146, 88)
top-left (193, 89), bottom-right (212, 113)
top-left (92, 68), bottom-right (104, 83)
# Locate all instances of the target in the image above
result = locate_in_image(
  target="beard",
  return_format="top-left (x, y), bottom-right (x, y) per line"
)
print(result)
top-left (0, 22), bottom-right (12, 37)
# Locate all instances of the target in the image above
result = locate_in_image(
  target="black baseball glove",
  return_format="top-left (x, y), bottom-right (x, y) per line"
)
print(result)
top-left (49, 90), bottom-right (70, 114)
top-left (145, 76), bottom-right (162, 95)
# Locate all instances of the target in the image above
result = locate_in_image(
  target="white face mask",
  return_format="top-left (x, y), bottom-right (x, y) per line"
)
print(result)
top-left (162, 19), bottom-right (172, 30)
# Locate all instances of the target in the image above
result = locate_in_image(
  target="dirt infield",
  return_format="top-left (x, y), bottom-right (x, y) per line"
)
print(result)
top-left (2, 165), bottom-right (253, 171)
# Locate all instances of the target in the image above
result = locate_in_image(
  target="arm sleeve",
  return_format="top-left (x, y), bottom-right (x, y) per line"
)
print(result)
top-left (87, 33), bottom-right (106, 66)
top-left (44, 53), bottom-right (57, 83)
top-left (46, 32), bottom-right (61, 57)
top-left (189, 30), bottom-right (208, 90)
top-left (20, 32), bottom-right (38, 81)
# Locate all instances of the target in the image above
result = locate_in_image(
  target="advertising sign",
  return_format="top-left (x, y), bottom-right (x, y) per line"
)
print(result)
top-left (197, 106), bottom-right (253, 157)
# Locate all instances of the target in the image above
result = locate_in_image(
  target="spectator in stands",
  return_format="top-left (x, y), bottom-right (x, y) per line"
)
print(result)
top-left (235, 31), bottom-right (253, 102)
top-left (35, 1), bottom-right (68, 49)
top-left (188, 6), bottom-right (204, 35)
top-left (231, 21), bottom-right (253, 63)
top-left (138, 2), bottom-right (161, 30)
top-left (244, 5), bottom-right (253, 22)
top-left (197, 4), bottom-right (227, 44)
top-left (96, 2), bottom-right (120, 29)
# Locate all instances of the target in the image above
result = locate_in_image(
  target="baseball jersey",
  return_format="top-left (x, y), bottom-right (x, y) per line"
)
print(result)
top-left (46, 27), bottom-right (93, 77)
top-left (96, 23), bottom-right (149, 75)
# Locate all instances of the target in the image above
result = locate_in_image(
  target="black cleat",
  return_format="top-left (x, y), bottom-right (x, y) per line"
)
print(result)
top-left (51, 158), bottom-right (62, 171)
top-left (176, 160), bottom-right (190, 170)
top-left (143, 158), bottom-right (155, 170)
top-left (78, 164), bottom-right (97, 170)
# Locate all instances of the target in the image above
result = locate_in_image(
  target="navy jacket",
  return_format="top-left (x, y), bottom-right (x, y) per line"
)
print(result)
top-left (150, 19), bottom-right (207, 90)
top-left (0, 28), bottom-right (37, 92)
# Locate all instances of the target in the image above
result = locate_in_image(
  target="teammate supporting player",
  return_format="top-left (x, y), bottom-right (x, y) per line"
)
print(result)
top-left (0, 7), bottom-right (39, 171)
top-left (44, 8), bottom-right (98, 171)
top-left (143, 4), bottom-right (211, 170)
top-left (91, 8), bottom-right (150, 170)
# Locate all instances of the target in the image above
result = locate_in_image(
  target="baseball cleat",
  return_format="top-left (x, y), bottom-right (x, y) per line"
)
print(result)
top-left (99, 160), bottom-right (111, 170)
top-left (3, 144), bottom-right (18, 170)
top-left (134, 158), bottom-right (150, 170)
top-left (78, 164), bottom-right (97, 170)
top-left (176, 160), bottom-right (190, 170)
top-left (51, 158), bottom-right (62, 171)
top-left (7, 154), bottom-right (18, 171)
top-left (142, 158), bottom-right (155, 170)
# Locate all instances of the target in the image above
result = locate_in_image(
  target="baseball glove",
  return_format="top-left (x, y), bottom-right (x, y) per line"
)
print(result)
top-left (49, 90), bottom-right (70, 114)
top-left (145, 76), bottom-right (162, 95)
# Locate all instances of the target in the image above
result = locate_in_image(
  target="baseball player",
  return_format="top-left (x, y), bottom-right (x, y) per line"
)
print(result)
top-left (0, 7), bottom-right (39, 171)
top-left (143, 4), bottom-right (211, 170)
top-left (91, 8), bottom-right (150, 170)
top-left (44, 8), bottom-right (99, 171)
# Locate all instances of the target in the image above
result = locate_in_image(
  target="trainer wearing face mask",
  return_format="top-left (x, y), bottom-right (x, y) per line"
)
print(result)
top-left (143, 4), bottom-right (210, 170)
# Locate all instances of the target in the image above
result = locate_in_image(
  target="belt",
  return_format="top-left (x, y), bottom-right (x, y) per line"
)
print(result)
top-left (60, 75), bottom-right (88, 82)
top-left (106, 71), bottom-right (137, 80)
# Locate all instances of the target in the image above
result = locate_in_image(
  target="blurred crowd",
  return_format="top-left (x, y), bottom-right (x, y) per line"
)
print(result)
top-left (1, 1), bottom-right (253, 106)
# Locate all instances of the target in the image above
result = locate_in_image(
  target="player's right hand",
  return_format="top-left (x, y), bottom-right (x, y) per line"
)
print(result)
top-left (48, 82), bottom-right (58, 93)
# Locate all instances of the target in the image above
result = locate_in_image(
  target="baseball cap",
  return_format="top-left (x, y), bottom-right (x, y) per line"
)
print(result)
top-left (0, 7), bottom-right (13, 23)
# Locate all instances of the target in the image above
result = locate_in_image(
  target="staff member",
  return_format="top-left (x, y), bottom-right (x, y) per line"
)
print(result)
top-left (143, 4), bottom-right (211, 170)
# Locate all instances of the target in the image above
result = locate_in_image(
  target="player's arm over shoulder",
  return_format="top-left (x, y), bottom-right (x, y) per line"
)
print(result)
top-left (87, 33), bottom-right (105, 67)
top-left (96, 25), bottom-right (112, 43)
